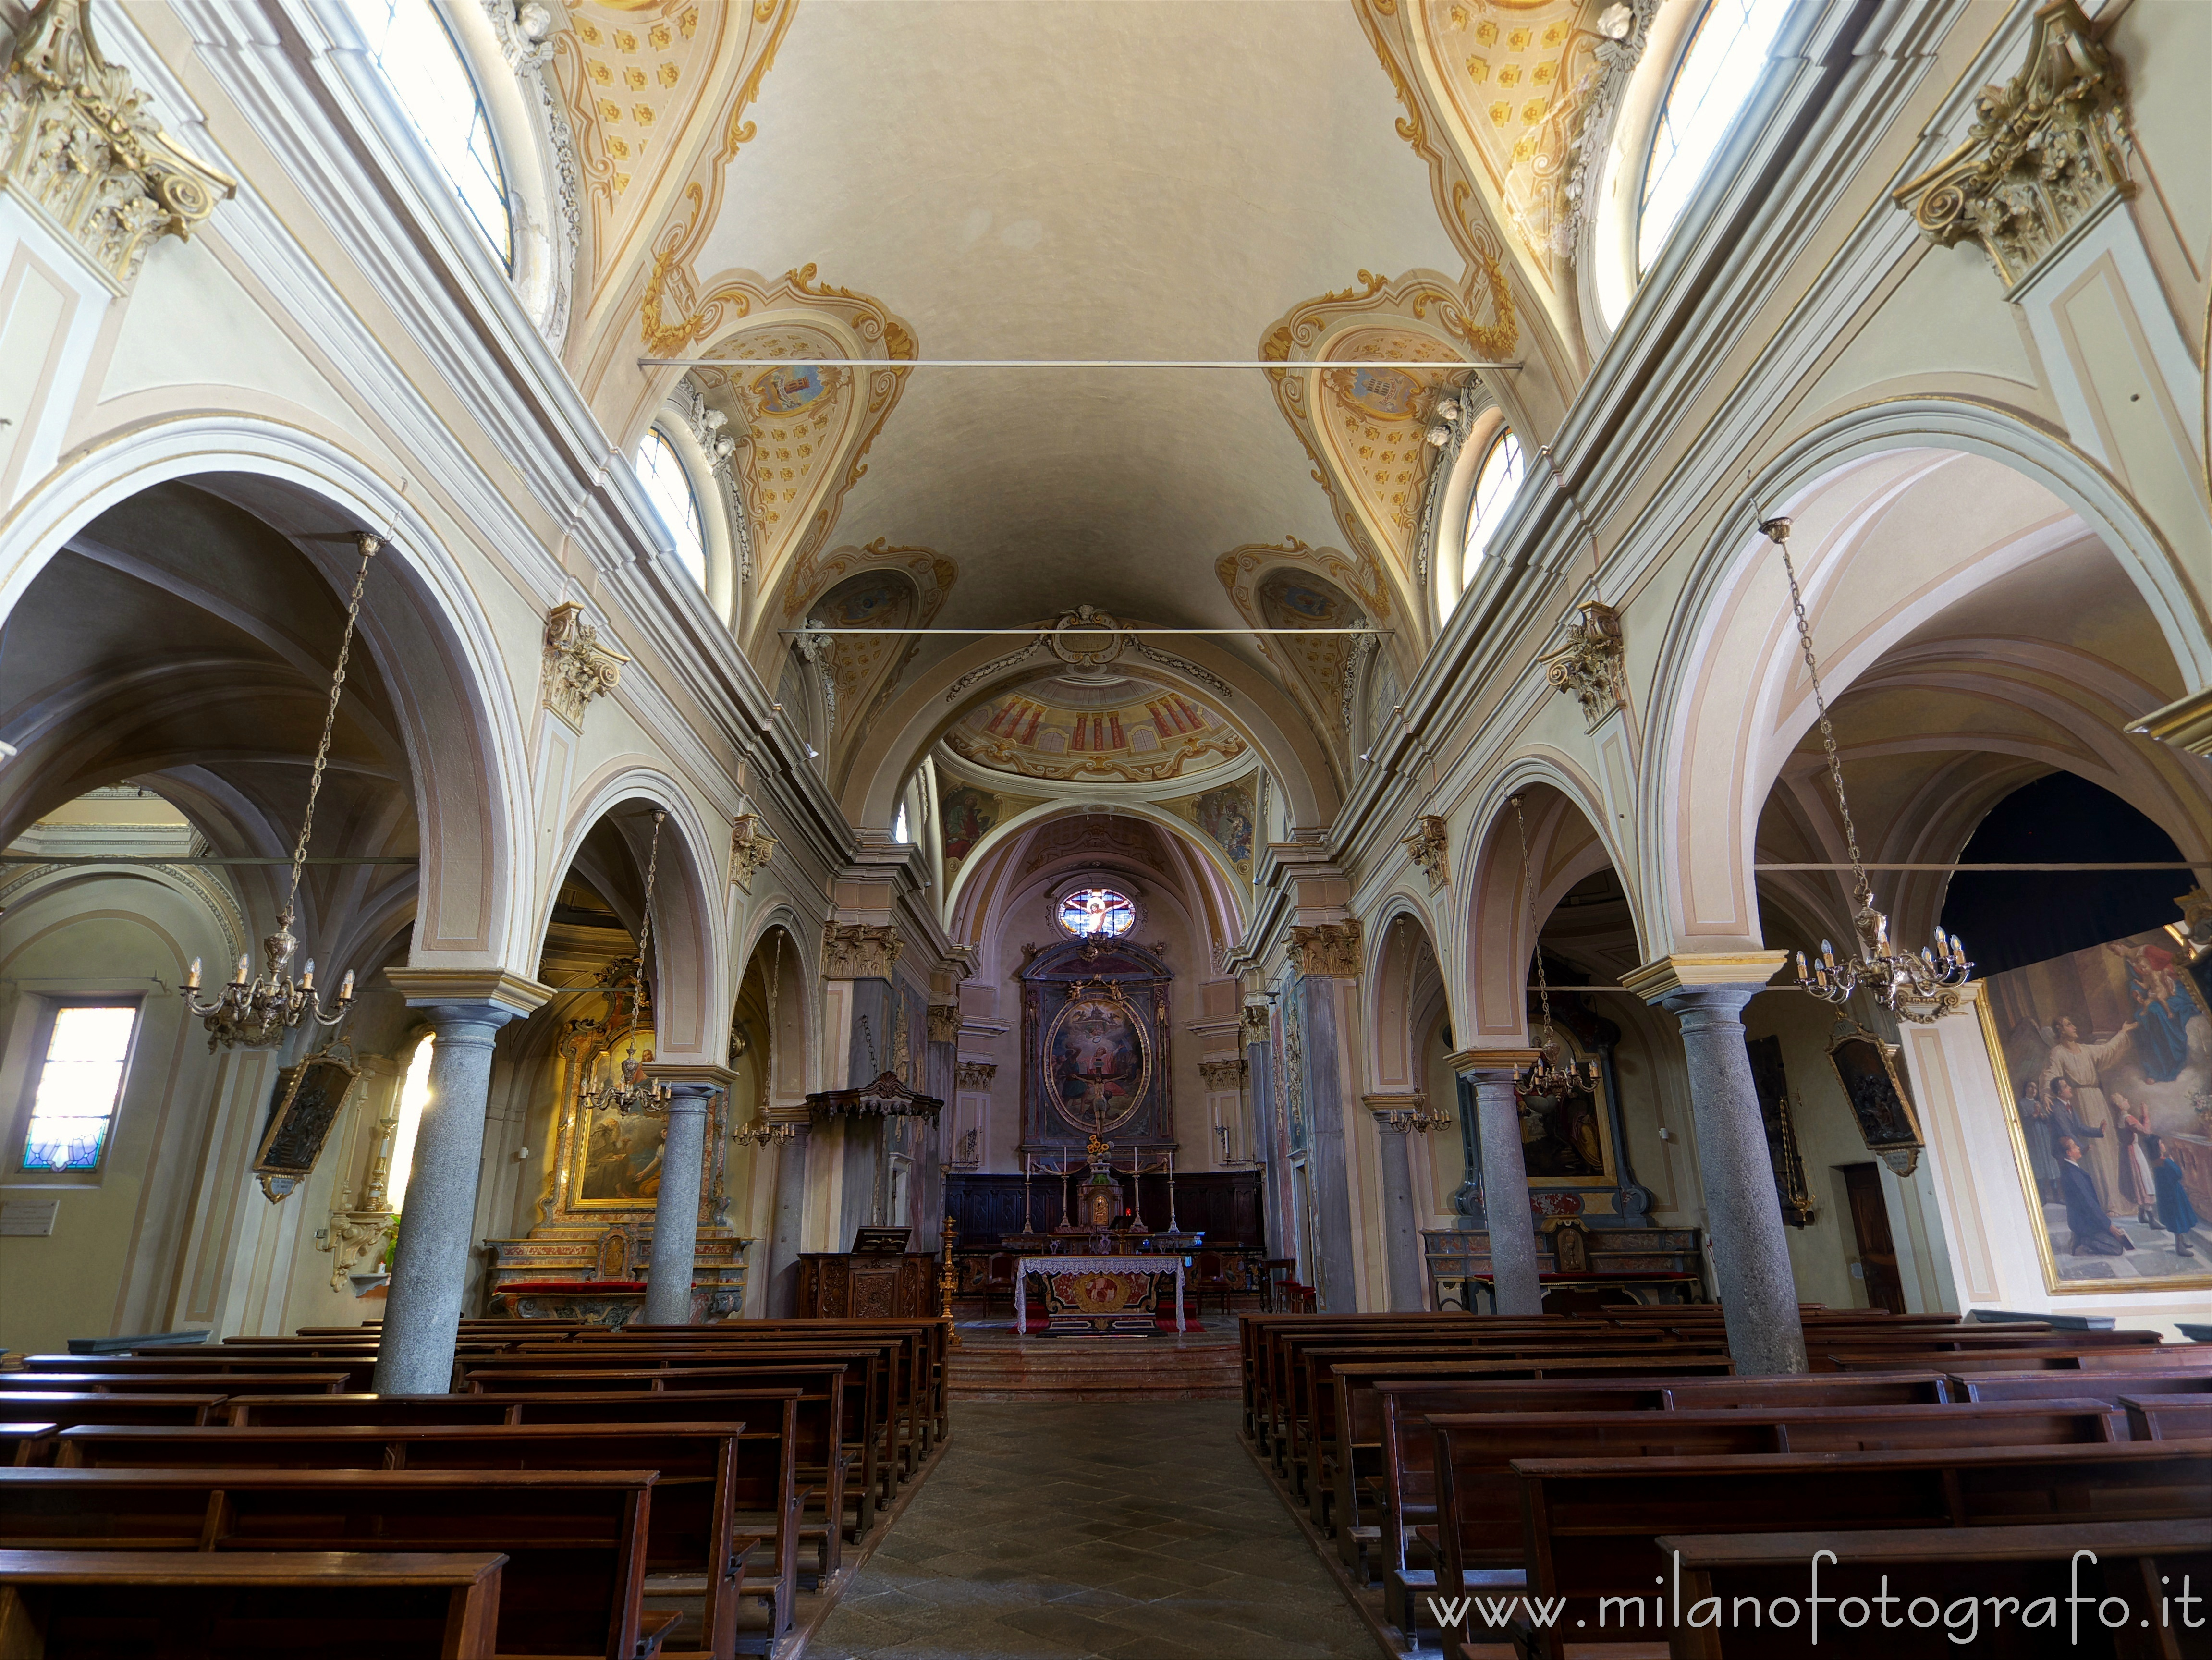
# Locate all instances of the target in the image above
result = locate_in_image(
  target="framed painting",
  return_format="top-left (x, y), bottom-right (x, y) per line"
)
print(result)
top-left (1979, 926), bottom-right (2212, 1294)
top-left (253, 1050), bottom-right (360, 1202)
top-left (1825, 1021), bottom-right (1926, 1176)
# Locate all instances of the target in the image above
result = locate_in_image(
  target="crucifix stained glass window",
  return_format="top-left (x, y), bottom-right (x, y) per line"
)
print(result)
top-left (1058, 887), bottom-right (1134, 938)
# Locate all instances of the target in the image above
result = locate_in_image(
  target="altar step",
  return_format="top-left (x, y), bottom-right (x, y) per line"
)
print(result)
top-left (947, 1326), bottom-right (1242, 1401)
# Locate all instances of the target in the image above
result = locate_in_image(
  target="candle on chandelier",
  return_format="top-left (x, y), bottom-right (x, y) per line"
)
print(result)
top-left (1820, 939), bottom-right (1837, 969)
top-left (301, 960), bottom-right (315, 990)
top-left (231, 955), bottom-right (251, 986)
top-left (185, 958), bottom-right (201, 990)
top-left (340, 969), bottom-right (356, 1001)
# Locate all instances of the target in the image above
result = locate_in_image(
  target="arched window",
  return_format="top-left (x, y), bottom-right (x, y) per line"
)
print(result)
top-left (347, 0), bottom-right (513, 269)
top-left (1636, 0), bottom-right (1790, 272)
top-left (892, 802), bottom-right (911, 844)
top-left (1461, 428), bottom-right (1525, 575)
top-left (636, 427), bottom-right (707, 586)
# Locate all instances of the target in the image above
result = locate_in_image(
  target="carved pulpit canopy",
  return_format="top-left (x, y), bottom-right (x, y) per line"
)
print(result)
top-left (806, 1069), bottom-right (944, 1123)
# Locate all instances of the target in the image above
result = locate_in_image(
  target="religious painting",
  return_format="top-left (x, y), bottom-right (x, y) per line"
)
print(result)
top-left (815, 576), bottom-right (901, 628)
top-left (1192, 783), bottom-right (1255, 869)
top-left (1325, 365), bottom-right (1422, 421)
top-left (1019, 937), bottom-right (1174, 1149)
top-left (1259, 575), bottom-right (1346, 625)
top-left (565, 1032), bottom-right (672, 1208)
top-left (1825, 1022), bottom-right (1925, 1176)
top-left (1514, 1072), bottom-right (1614, 1184)
top-left (252, 1049), bottom-right (360, 1202)
top-left (1981, 926), bottom-right (2212, 1292)
top-left (941, 784), bottom-right (998, 863)
top-left (750, 362), bottom-right (827, 415)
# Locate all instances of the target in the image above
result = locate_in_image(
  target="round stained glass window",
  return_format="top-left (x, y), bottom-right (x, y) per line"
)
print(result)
top-left (1058, 887), bottom-right (1135, 938)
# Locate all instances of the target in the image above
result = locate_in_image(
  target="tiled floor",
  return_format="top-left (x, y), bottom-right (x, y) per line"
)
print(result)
top-left (813, 1402), bottom-right (1382, 1660)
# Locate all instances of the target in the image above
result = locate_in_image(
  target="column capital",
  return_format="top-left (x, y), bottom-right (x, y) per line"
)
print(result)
top-left (1287, 919), bottom-right (1362, 978)
top-left (383, 967), bottom-right (552, 1020)
top-left (1447, 1046), bottom-right (1541, 1078)
top-left (1619, 952), bottom-right (1788, 1002)
top-left (644, 1062), bottom-right (739, 1090)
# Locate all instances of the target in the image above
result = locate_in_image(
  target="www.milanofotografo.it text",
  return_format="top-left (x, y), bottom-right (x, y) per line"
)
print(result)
top-left (1426, 1550), bottom-right (2204, 1646)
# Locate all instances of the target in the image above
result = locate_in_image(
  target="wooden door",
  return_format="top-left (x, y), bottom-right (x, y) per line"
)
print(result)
top-left (1840, 1161), bottom-right (1906, 1314)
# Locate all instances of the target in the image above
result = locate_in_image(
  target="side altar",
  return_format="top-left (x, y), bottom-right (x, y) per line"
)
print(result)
top-left (483, 969), bottom-right (748, 1322)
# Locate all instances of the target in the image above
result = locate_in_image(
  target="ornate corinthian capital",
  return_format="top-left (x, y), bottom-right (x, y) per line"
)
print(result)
top-left (541, 602), bottom-right (629, 729)
top-left (823, 922), bottom-right (901, 980)
top-left (1287, 919), bottom-right (1362, 979)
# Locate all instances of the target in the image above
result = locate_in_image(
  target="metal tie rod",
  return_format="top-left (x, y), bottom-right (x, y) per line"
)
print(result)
top-left (638, 357), bottom-right (1521, 371)
top-left (778, 625), bottom-right (1382, 635)
top-left (0, 854), bottom-right (419, 866)
top-left (1755, 861), bottom-right (2206, 872)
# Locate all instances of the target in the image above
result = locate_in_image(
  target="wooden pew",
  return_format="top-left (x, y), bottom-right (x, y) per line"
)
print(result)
top-left (1367, 1374), bottom-right (1954, 1621)
top-left (225, 1387), bottom-right (842, 1600)
top-left (0, 1425), bottom-right (55, 1467)
top-left (0, 1393), bottom-right (231, 1428)
top-left (0, 1549), bottom-right (508, 1660)
top-left (18, 1354), bottom-right (384, 1391)
top-left (2122, 1396), bottom-right (2212, 1441)
top-left (1502, 1440), bottom-right (2211, 1660)
top-left (1650, 1519), bottom-right (2210, 1660)
top-left (1832, 1345), bottom-right (2212, 1375)
top-left (0, 1466), bottom-right (668, 1660)
top-left (0, 1373), bottom-right (344, 1397)
top-left (1955, 1369), bottom-right (2212, 1405)
top-left (458, 1358), bottom-right (889, 1536)
top-left (52, 1424), bottom-right (774, 1658)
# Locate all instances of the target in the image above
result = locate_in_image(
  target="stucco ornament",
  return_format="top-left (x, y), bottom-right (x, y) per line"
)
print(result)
top-left (540, 601), bottom-right (629, 729)
top-left (1287, 919), bottom-right (1362, 979)
top-left (1402, 814), bottom-right (1450, 893)
top-left (1540, 598), bottom-right (1626, 731)
top-left (822, 922), bottom-right (901, 981)
top-left (729, 813), bottom-right (776, 892)
top-left (1892, 0), bottom-right (2133, 290)
top-left (0, 0), bottom-right (235, 290)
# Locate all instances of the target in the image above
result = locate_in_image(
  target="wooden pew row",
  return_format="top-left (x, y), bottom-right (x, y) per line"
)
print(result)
top-left (1832, 1344), bottom-right (2212, 1375)
top-left (1350, 1371), bottom-right (1954, 1591)
top-left (0, 1374), bottom-right (348, 1398)
top-left (0, 1425), bottom-right (54, 1467)
top-left (457, 1358), bottom-right (891, 1537)
top-left (2125, 1396), bottom-right (2212, 1441)
top-left (224, 1388), bottom-right (844, 1594)
top-left (1954, 1369), bottom-right (2212, 1406)
top-left (1498, 1440), bottom-right (2212, 1660)
top-left (0, 1466), bottom-right (673, 1660)
top-left (50, 1424), bottom-right (777, 1658)
top-left (0, 1549), bottom-right (509, 1660)
top-left (1420, 1400), bottom-right (2121, 1638)
top-left (1652, 1519), bottom-right (2208, 1660)
top-left (0, 1393), bottom-right (226, 1428)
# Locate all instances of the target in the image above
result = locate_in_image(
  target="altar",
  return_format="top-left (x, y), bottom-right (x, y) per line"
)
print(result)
top-left (1016, 1254), bottom-right (1186, 1334)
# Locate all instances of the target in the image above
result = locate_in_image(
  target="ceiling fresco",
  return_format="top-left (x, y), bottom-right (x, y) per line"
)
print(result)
top-left (943, 673), bottom-right (1247, 785)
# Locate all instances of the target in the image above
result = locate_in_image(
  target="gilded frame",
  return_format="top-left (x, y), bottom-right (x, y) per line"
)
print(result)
top-left (253, 1050), bottom-right (360, 1202)
top-left (1977, 982), bottom-right (2212, 1297)
top-left (1824, 1020), bottom-right (1926, 1177)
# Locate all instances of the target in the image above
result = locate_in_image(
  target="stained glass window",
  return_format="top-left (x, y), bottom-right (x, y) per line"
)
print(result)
top-left (20, 1004), bottom-right (137, 1172)
top-left (1462, 429), bottom-right (1524, 571)
top-left (1638, 0), bottom-right (1791, 272)
top-left (347, 0), bottom-right (513, 269)
top-left (1057, 887), bottom-right (1135, 938)
top-left (637, 427), bottom-right (707, 586)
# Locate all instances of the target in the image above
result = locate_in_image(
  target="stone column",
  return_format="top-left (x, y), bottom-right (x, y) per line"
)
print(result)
top-left (919, 1002), bottom-right (957, 1243)
top-left (642, 1078), bottom-right (719, 1324)
top-left (373, 971), bottom-right (549, 1395)
top-left (1363, 1098), bottom-right (1427, 1309)
top-left (764, 1122), bottom-right (811, 1316)
top-left (1624, 954), bottom-right (1806, 1376)
top-left (1242, 1004), bottom-right (1285, 1263)
top-left (1289, 922), bottom-right (1362, 1310)
top-left (1450, 1050), bottom-right (1543, 1317)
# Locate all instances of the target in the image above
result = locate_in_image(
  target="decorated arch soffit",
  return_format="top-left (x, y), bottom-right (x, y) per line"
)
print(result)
top-left (674, 270), bottom-right (919, 620)
top-left (548, 0), bottom-right (798, 384)
top-left (1352, 0), bottom-right (1607, 400)
top-left (782, 541), bottom-right (954, 786)
top-left (1259, 269), bottom-right (1495, 635)
top-left (1214, 542), bottom-right (1376, 792)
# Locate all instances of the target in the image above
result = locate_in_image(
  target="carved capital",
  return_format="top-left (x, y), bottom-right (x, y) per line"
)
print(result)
top-left (1402, 814), bottom-right (1449, 893)
top-left (1239, 1003), bottom-right (1273, 1046)
top-left (823, 922), bottom-right (900, 981)
top-left (1287, 919), bottom-right (1362, 979)
top-left (1540, 600), bottom-right (1625, 732)
top-left (0, 0), bottom-right (236, 291)
top-left (1198, 1057), bottom-right (1247, 1091)
top-left (541, 601), bottom-right (629, 729)
top-left (926, 1003), bottom-right (960, 1044)
top-left (955, 1060), bottom-right (996, 1091)
top-left (1892, 0), bottom-right (2133, 291)
top-left (729, 813), bottom-right (777, 893)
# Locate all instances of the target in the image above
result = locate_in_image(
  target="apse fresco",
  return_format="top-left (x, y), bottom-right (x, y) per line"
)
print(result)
top-left (1983, 927), bottom-right (2212, 1291)
top-left (947, 679), bottom-right (1244, 783)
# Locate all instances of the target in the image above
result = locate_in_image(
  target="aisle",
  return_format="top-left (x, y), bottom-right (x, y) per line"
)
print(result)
top-left (813, 1401), bottom-right (1380, 1660)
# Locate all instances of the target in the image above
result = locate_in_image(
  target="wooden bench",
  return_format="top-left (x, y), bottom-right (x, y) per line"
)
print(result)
top-left (1368, 1374), bottom-right (1954, 1629)
top-left (0, 1465), bottom-right (670, 1660)
top-left (2122, 1396), bottom-right (2212, 1442)
top-left (0, 1548), bottom-right (508, 1660)
top-left (53, 1423), bottom-right (774, 1659)
top-left (1953, 1369), bottom-right (2212, 1406)
top-left (0, 1393), bottom-right (231, 1429)
top-left (1502, 1440), bottom-right (2212, 1660)
top-left (0, 1425), bottom-right (55, 1467)
top-left (0, 1373), bottom-right (345, 1397)
top-left (19, 1354), bottom-right (385, 1391)
top-left (1650, 1518), bottom-right (2211, 1659)
top-left (1830, 1344), bottom-right (2212, 1375)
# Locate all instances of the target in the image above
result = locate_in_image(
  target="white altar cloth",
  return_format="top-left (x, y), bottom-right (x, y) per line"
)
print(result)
top-left (1014, 1254), bottom-right (1186, 1333)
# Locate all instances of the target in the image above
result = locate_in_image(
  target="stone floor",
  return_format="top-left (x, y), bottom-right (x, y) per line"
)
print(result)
top-left (812, 1402), bottom-right (1383, 1660)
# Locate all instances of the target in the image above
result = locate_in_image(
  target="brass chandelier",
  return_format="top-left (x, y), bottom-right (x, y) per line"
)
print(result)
top-left (1510, 794), bottom-right (1599, 1098)
top-left (581, 809), bottom-right (673, 1117)
top-left (1763, 516), bottom-right (1973, 1023)
top-left (184, 534), bottom-right (379, 1048)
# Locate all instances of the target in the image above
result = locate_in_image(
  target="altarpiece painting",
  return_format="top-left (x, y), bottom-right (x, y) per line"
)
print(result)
top-left (1020, 937), bottom-right (1174, 1151)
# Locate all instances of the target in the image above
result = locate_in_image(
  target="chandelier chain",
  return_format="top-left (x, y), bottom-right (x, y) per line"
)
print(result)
top-left (283, 535), bottom-right (378, 922)
top-left (1772, 528), bottom-right (1870, 913)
